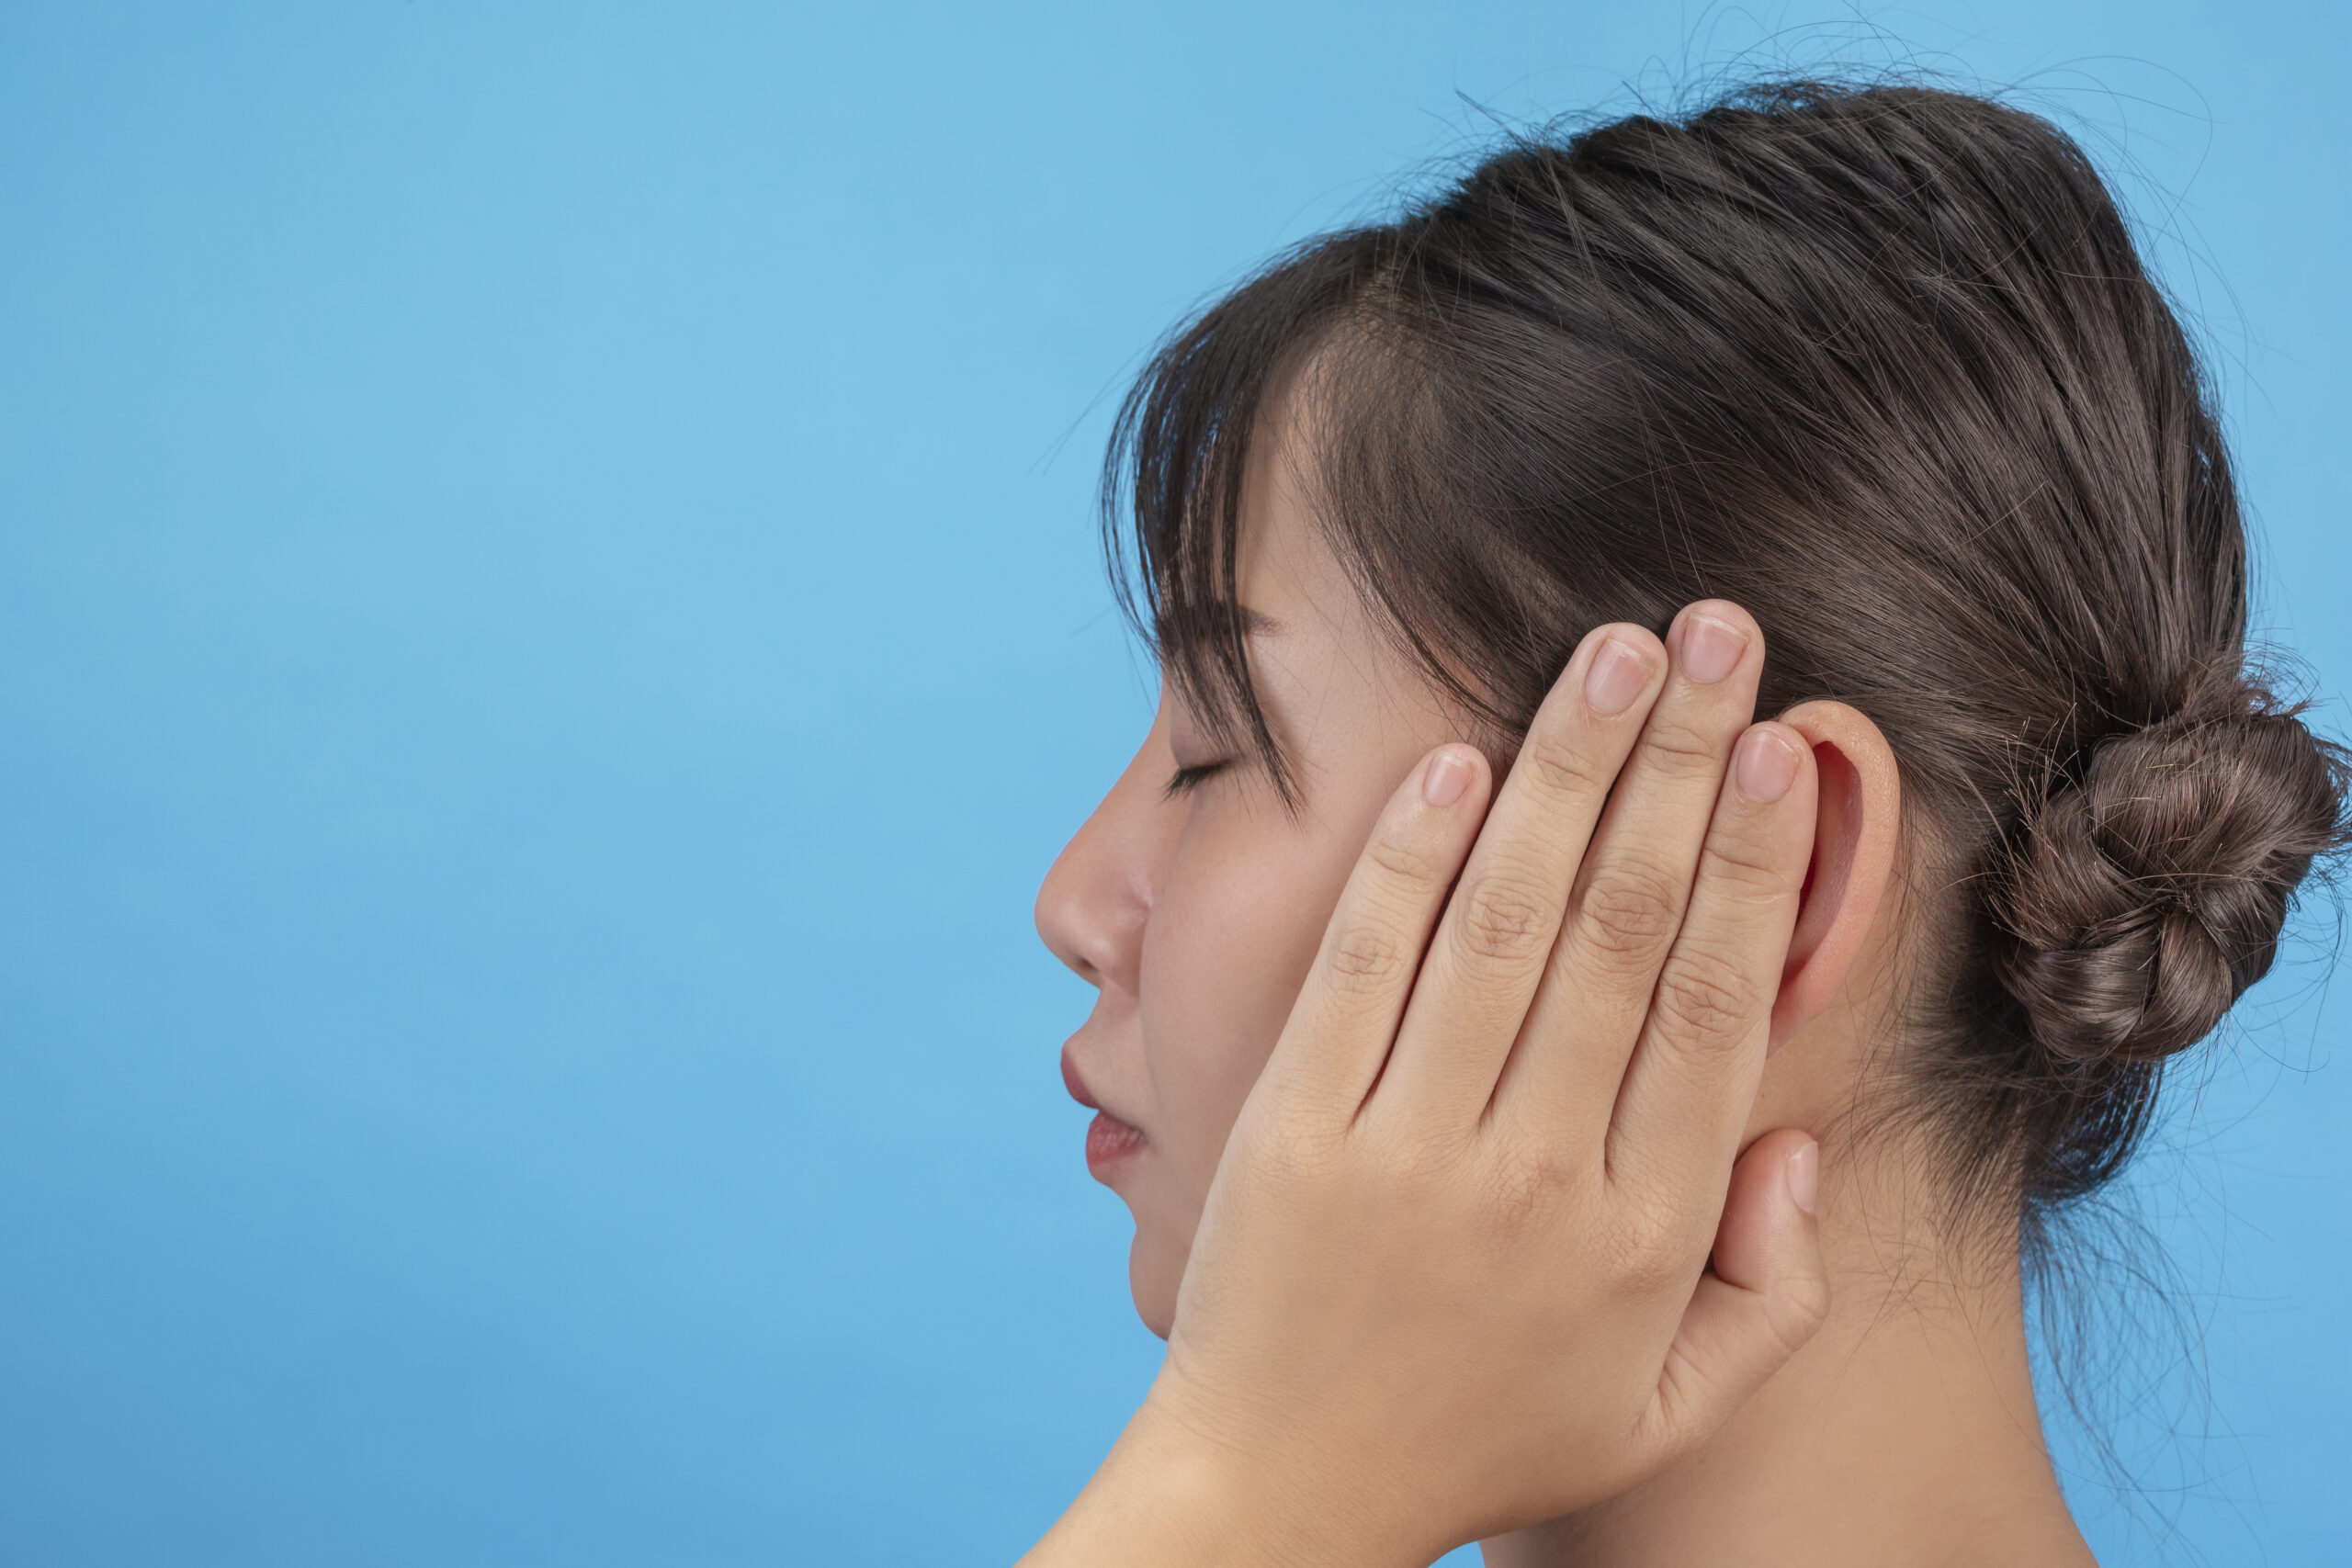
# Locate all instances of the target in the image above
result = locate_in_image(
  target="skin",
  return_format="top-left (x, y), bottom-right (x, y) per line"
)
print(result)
top-left (1035, 389), bottom-right (2098, 1565)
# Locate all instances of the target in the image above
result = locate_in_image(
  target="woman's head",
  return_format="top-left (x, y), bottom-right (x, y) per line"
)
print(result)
top-left (1039, 79), bottom-right (2350, 1334)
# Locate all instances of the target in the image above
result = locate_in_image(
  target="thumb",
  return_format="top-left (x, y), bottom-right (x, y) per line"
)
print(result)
top-left (1642, 1129), bottom-right (1829, 1454)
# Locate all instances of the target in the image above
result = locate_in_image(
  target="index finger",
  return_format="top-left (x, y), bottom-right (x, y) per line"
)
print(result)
top-left (1372, 623), bottom-right (1668, 1121)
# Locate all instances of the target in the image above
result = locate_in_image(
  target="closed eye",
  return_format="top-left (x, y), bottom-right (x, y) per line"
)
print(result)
top-left (1164, 761), bottom-right (1228, 799)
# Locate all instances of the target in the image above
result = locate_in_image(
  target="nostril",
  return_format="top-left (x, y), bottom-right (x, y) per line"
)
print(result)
top-left (1035, 878), bottom-right (1098, 986)
top-left (1036, 840), bottom-right (1126, 989)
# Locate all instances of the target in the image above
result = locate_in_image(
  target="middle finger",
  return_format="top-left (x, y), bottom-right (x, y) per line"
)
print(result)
top-left (1488, 600), bottom-right (1763, 1144)
top-left (1369, 621), bottom-right (1668, 1123)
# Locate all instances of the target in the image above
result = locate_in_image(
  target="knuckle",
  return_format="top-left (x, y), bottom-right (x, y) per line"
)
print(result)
top-left (1365, 831), bottom-right (1442, 886)
top-left (1635, 716), bottom-right (1726, 784)
top-left (1482, 1145), bottom-right (1578, 1228)
top-left (1324, 924), bottom-right (1411, 995)
top-left (1518, 730), bottom-right (1612, 801)
top-left (1769, 1270), bottom-right (1833, 1357)
top-left (1699, 830), bottom-right (1792, 896)
top-left (1574, 861), bottom-right (1687, 965)
top-left (1652, 943), bottom-right (1764, 1045)
top-left (1453, 863), bottom-right (1556, 966)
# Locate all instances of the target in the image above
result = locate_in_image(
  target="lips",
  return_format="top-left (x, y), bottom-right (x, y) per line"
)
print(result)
top-left (1061, 1042), bottom-right (1146, 1177)
top-left (1058, 1044), bottom-right (1101, 1110)
top-left (1084, 1110), bottom-right (1147, 1171)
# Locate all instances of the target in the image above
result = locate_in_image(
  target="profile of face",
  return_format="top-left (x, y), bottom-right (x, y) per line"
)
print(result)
top-left (1035, 411), bottom-right (1475, 1336)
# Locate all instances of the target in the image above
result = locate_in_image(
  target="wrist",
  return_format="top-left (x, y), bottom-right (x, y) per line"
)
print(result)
top-left (1020, 1375), bottom-right (1424, 1568)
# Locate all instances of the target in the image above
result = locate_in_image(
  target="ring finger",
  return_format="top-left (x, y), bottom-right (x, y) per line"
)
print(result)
top-left (1489, 600), bottom-right (1764, 1141)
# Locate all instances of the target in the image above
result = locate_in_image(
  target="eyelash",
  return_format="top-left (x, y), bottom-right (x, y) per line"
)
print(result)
top-left (1164, 761), bottom-right (1228, 798)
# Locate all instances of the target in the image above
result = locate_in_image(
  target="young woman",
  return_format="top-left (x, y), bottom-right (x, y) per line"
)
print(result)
top-left (1023, 81), bottom-right (2350, 1565)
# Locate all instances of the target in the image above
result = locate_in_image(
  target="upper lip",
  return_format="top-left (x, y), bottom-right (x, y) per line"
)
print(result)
top-left (1059, 1042), bottom-right (1102, 1111)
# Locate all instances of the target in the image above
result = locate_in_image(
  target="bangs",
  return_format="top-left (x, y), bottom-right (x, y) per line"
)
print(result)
top-left (1099, 231), bottom-right (1391, 807)
top-left (1100, 218), bottom-right (1599, 807)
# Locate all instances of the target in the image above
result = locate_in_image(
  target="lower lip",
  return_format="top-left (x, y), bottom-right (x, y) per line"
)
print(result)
top-left (1084, 1111), bottom-right (1147, 1176)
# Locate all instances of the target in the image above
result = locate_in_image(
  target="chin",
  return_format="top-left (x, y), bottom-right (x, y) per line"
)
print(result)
top-left (1125, 1229), bottom-right (1186, 1340)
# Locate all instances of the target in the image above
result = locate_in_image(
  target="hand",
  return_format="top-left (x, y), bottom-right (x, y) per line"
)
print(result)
top-left (1025, 602), bottom-right (1828, 1568)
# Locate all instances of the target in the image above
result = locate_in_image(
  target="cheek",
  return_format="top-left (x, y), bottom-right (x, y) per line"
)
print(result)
top-left (1136, 812), bottom-right (1357, 1197)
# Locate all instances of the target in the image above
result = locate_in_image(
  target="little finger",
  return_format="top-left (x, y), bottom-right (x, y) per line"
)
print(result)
top-left (1253, 743), bottom-right (1494, 1126)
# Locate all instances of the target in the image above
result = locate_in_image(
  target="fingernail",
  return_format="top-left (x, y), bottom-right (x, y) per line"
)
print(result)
top-left (1735, 727), bottom-right (1798, 803)
top-left (1584, 637), bottom-right (1652, 716)
top-left (1785, 1140), bottom-right (1819, 1216)
top-left (1423, 748), bottom-right (1473, 807)
top-left (1676, 615), bottom-right (1747, 683)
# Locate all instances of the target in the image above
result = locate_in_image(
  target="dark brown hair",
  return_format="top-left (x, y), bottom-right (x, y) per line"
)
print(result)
top-left (1102, 80), bottom-right (2352, 1235)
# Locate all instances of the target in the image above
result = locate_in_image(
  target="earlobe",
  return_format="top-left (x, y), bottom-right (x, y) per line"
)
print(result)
top-left (1767, 700), bottom-right (1902, 1049)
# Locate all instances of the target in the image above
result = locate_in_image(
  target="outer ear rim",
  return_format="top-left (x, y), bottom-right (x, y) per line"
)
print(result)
top-left (1767, 699), bottom-right (1902, 1048)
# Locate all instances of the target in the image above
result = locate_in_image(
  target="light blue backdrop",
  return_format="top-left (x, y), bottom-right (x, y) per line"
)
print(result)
top-left (2, 4), bottom-right (2345, 1563)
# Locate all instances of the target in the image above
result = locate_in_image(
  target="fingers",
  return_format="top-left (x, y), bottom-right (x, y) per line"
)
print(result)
top-left (1491, 602), bottom-right (1767, 1141)
top-left (1374, 625), bottom-right (1668, 1118)
top-left (1638, 1130), bottom-right (1828, 1456)
top-left (1605, 720), bottom-right (1815, 1193)
top-left (1255, 743), bottom-right (1493, 1125)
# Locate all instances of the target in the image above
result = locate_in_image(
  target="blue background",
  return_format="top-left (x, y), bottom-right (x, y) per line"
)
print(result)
top-left (2, 4), bottom-right (2345, 1563)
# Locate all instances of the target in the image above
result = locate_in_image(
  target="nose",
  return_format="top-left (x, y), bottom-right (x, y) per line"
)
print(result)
top-left (1035, 716), bottom-right (1173, 997)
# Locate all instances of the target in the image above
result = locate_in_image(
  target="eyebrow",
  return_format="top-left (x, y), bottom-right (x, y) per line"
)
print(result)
top-left (1160, 602), bottom-right (1281, 646)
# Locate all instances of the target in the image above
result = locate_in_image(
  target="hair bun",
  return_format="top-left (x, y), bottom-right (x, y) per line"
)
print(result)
top-left (1992, 678), bottom-right (2352, 1066)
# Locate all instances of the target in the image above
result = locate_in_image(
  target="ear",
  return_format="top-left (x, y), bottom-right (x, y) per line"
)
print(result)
top-left (1767, 700), bottom-right (1901, 1050)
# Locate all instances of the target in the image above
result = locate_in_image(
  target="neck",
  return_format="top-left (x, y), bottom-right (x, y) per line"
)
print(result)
top-left (1481, 1151), bottom-right (2097, 1568)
